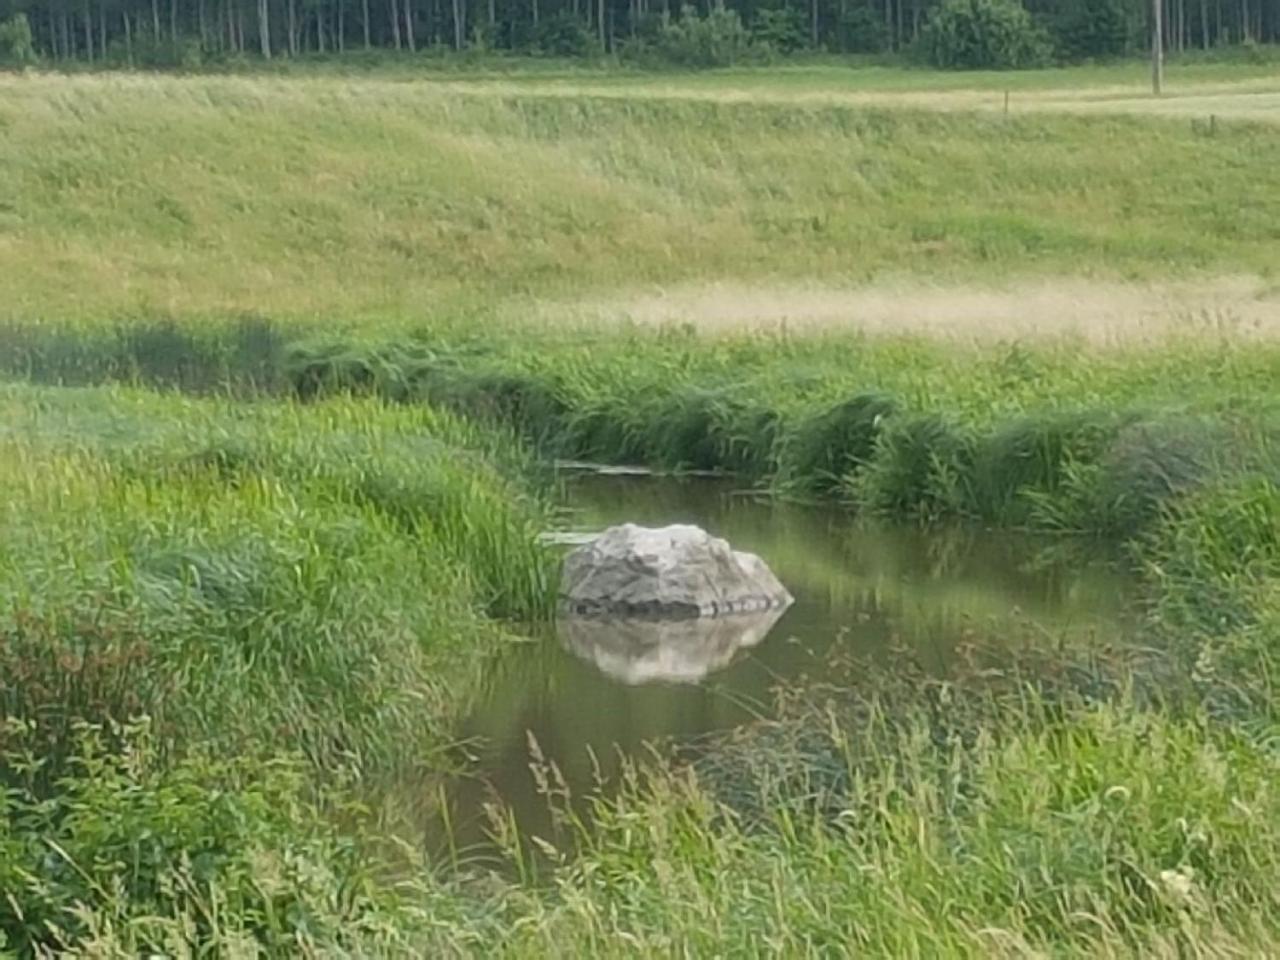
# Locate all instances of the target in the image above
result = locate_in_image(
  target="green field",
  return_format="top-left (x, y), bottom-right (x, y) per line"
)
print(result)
top-left (4, 61), bottom-right (1280, 956)
top-left (3, 64), bottom-right (1280, 334)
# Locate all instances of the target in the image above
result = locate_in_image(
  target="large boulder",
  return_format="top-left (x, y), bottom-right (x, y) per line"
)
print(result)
top-left (559, 523), bottom-right (793, 619)
top-left (559, 606), bottom-right (785, 685)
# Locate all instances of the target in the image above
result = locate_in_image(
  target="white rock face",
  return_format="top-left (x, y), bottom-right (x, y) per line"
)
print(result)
top-left (559, 523), bottom-right (793, 619)
top-left (559, 606), bottom-right (786, 685)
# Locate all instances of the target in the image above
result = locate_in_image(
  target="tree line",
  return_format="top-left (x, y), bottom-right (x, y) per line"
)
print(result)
top-left (0, 0), bottom-right (1276, 67)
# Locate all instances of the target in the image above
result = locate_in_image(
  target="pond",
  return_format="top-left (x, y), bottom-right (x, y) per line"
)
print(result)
top-left (427, 470), bottom-right (1137, 866)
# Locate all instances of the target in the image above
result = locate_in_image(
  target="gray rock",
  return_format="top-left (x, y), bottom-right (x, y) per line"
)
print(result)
top-left (559, 523), bottom-right (793, 619)
top-left (559, 606), bottom-right (786, 685)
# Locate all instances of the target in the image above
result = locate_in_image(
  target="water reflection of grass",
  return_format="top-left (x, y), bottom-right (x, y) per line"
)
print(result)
top-left (569, 475), bottom-right (1132, 634)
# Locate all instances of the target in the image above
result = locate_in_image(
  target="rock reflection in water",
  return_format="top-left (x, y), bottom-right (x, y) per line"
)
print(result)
top-left (413, 473), bottom-right (1137, 868)
top-left (558, 607), bottom-right (787, 685)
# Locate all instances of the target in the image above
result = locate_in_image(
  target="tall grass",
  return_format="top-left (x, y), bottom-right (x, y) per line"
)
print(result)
top-left (8, 318), bottom-right (1280, 531)
top-left (17, 654), bottom-right (1280, 957)
top-left (6, 348), bottom-right (1280, 957)
top-left (0, 720), bottom-right (395, 956)
top-left (515, 702), bottom-right (1280, 957)
top-left (84, 322), bottom-right (1268, 536)
top-left (0, 384), bottom-right (557, 786)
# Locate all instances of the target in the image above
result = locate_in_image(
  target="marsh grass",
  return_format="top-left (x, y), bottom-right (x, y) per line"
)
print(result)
top-left (132, 323), bottom-right (1279, 538)
top-left (526, 700), bottom-right (1280, 957)
top-left (6, 356), bottom-right (1280, 957)
top-left (775, 391), bottom-right (898, 495)
top-left (9, 316), bottom-right (1280, 537)
top-left (0, 719), bottom-right (407, 957)
top-left (15, 626), bottom-right (1280, 958)
top-left (0, 385), bottom-right (556, 785)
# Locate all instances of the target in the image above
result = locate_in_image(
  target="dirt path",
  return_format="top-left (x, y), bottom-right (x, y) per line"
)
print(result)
top-left (548, 276), bottom-right (1280, 345)
top-left (443, 75), bottom-right (1280, 124)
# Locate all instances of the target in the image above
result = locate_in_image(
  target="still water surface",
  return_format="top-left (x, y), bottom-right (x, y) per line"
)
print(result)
top-left (433, 471), bottom-right (1136, 862)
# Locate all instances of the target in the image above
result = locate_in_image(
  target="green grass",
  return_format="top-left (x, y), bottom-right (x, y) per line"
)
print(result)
top-left (6, 329), bottom-right (1280, 955)
top-left (5, 59), bottom-right (1280, 957)
top-left (18, 661), bottom-right (1280, 956)
top-left (8, 314), bottom-right (1280, 522)
top-left (1, 67), bottom-right (1279, 331)
top-left (0, 384), bottom-right (556, 789)
top-left (86, 318), bottom-right (1269, 532)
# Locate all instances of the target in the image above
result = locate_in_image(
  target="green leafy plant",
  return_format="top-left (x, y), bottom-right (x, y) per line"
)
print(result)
top-left (0, 12), bottom-right (35, 67)
top-left (921, 0), bottom-right (1052, 69)
top-left (533, 13), bottom-right (599, 57)
top-left (622, 5), bottom-right (756, 68)
top-left (1049, 0), bottom-right (1132, 61)
top-left (0, 720), bottom-right (397, 956)
top-left (750, 5), bottom-right (808, 54)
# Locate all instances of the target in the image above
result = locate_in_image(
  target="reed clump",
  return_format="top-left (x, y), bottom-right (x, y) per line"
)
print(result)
top-left (0, 385), bottom-right (557, 787)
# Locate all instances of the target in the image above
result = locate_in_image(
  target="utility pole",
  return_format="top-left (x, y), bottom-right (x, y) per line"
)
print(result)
top-left (1152, 0), bottom-right (1164, 95)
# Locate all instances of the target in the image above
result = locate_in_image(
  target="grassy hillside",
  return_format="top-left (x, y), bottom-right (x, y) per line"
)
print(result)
top-left (1, 68), bottom-right (1278, 331)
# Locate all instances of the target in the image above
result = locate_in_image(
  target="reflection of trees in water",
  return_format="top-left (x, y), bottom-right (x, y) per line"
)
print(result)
top-left (564, 473), bottom-right (1130, 625)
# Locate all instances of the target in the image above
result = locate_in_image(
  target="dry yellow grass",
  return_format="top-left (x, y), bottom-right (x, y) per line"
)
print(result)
top-left (436, 74), bottom-right (1280, 123)
top-left (547, 275), bottom-right (1280, 344)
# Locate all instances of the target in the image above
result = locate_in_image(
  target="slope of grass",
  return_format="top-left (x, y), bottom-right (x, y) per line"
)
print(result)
top-left (1, 68), bottom-right (1278, 330)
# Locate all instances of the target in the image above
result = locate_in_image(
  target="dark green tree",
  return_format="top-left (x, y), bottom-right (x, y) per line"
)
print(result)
top-left (0, 11), bottom-right (38, 63)
top-left (921, 0), bottom-right (1052, 67)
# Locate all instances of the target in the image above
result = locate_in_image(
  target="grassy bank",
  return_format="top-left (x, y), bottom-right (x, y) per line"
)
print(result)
top-left (0, 384), bottom-right (565, 952)
top-left (280, 325), bottom-right (1280, 530)
top-left (5, 327), bottom-right (1280, 954)
top-left (2, 69), bottom-right (1279, 330)
top-left (13, 608), bottom-right (1280, 955)
top-left (0, 384), bottom-right (555, 778)
top-left (11, 314), bottom-right (1276, 527)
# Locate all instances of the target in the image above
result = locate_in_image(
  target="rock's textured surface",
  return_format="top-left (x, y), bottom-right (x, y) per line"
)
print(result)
top-left (559, 523), bottom-right (793, 619)
top-left (558, 606), bottom-right (786, 685)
